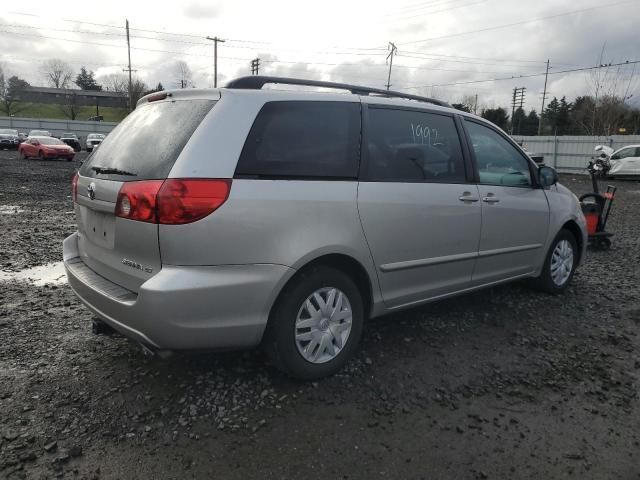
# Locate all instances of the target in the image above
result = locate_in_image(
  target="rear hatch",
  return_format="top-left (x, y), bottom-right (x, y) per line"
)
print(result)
top-left (75, 94), bottom-right (217, 292)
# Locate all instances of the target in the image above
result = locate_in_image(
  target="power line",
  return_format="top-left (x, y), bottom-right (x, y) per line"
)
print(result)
top-left (397, 0), bottom-right (636, 45)
top-left (400, 59), bottom-right (640, 89)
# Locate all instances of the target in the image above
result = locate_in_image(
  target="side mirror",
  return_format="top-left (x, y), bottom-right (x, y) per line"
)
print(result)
top-left (538, 166), bottom-right (558, 187)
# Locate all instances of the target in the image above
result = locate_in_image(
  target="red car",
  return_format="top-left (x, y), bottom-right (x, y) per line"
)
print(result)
top-left (19, 136), bottom-right (75, 161)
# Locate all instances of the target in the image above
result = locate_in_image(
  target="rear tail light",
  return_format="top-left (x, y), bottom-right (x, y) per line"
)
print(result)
top-left (72, 172), bottom-right (79, 202)
top-left (115, 179), bottom-right (231, 225)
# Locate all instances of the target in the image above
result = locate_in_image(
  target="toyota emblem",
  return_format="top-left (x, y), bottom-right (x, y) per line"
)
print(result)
top-left (87, 182), bottom-right (96, 200)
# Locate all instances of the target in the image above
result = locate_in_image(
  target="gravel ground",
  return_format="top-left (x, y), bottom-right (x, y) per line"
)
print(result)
top-left (1, 150), bottom-right (639, 480)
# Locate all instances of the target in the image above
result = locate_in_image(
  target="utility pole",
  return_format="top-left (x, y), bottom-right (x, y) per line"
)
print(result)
top-left (510, 86), bottom-right (526, 135)
top-left (474, 93), bottom-right (478, 115)
top-left (537, 59), bottom-right (550, 135)
top-left (386, 42), bottom-right (397, 90)
top-left (123, 19), bottom-right (137, 112)
top-left (206, 36), bottom-right (226, 88)
top-left (251, 58), bottom-right (260, 75)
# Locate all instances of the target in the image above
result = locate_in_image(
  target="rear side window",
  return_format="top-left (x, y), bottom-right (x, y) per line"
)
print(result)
top-left (80, 99), bottom-right (215, 181)
top-left (235, 101), bottom-right (360, 178)
top-left (364, 107), bottom-right (466, 182)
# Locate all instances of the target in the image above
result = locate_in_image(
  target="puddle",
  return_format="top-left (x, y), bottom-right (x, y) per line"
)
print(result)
top-left (0, 262), bottom-right (67, 286)
top-left (0, 205), bottom-right (25, 215)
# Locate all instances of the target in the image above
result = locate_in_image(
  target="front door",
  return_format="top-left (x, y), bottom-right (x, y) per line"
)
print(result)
top-left (357, 105), bottom-right (481, 308)
top-left (464, 119), bottom-right (550, 285)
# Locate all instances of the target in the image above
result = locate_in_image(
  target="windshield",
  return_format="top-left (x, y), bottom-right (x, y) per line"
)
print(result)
top-left (88, 134), bottom-right (105, 139)
top-left (62, 133), bottom-right (77, 138)
top-left (38, 138), bottom-right (65, 145)
top-left (30, 130), bottom-right (50, 136)
top-left (80, 99), bottom-right (215, 181)
top-left (0, 129), bottom-right (18, 135)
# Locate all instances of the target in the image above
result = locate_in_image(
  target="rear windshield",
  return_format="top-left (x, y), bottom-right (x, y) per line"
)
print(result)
top-left (80, 99), bottom-right (215, 181)
top-left (39, 138), bottom-right (64, 145)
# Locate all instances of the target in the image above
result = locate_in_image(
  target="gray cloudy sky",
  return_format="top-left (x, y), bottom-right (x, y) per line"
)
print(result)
top-left (1, 0), bottom-right (638, 111)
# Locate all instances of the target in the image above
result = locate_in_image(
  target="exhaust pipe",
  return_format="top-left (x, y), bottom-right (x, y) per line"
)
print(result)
top-left (139, 342), bottom-right (172, 359)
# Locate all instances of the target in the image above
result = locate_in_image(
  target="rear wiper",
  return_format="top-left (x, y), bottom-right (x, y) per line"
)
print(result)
top-left (91, 166), bottom-right (137, 176)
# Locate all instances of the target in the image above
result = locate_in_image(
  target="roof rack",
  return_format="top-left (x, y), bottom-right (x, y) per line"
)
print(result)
top-left (224, 76), bottom-right (450, 108)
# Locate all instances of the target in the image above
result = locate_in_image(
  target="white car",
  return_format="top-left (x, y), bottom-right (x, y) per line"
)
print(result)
top-left (86, 133), bottom-right (105, 152)
top-left (595, 144), bottom-right (640, 177)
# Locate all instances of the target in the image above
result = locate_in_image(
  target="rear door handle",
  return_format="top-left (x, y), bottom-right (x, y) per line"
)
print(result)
top-left (482, 194), bottom-right (500, 203)
top-left (459, 191), bottom-right (479, 203)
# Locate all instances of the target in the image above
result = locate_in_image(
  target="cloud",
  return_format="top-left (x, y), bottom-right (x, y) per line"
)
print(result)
top-left (183, 2), bottom-right (221, 20)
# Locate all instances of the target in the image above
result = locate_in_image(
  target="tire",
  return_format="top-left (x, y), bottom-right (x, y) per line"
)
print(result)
top-left (19, 150), bottom-right (27, 160)
top-left (86, 147), bottom-right (93, 152)
top-left (38, 150), bottom-right (45, 161)
top-left (265, 265), bottom-right (364, 380)
top-left (531, 229), bottom-right (578, 294)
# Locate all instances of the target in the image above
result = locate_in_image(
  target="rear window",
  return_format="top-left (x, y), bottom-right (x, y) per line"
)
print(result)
top-left (39, 138), bottom-right (64, 145)
top-left (80, 99), bottom-right (215, 181)
top-left (235, 101), bottom-right (361, 179)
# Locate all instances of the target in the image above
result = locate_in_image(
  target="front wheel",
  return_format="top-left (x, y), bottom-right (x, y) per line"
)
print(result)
top-left (265, 266), bottom-right (364, 380)
top-left (532, 229), bottom-right (578, 294)
top-left (38, 150), bottom-right (45, 161)
top-left (19, 150), bottom-right (28, 160)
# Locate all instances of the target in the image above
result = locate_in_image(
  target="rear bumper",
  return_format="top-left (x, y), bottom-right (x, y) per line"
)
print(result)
top-left (63, 233), bottom-right (294, 351)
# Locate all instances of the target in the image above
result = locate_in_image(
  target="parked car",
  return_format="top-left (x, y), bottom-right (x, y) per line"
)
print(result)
top-left (594, 144), bottom-right (640, 177)
top-left (64, 77), bottom-right (587, 380)
top-left (28, 129), bottom-right (53, 137)
top-left (19, 136), bottom-right (75, 161)
top-left (0, 128), bottom-right (20, 149)
top-left (85, 133), bottom-right (105, 152)
top-left (60, 133), bottom-right (82, 152)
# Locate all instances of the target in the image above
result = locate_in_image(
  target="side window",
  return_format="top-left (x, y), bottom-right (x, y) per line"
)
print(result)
top-left (612, 147), bottom-right (635, 160)
top-left (465, 120), bottom-right (532, 187)
top-left (236, 101), bottom-right (360, 178)
top-left (364, 108), bottom-right (466, 182)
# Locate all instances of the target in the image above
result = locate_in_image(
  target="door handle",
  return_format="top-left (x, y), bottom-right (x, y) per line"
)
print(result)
top-left (458, 191), bottom-right (479, 203)
top-left (482, 194), bottom-right (500, 203)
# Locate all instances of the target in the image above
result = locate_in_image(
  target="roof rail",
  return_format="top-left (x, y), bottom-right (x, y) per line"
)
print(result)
top-left (224, 76), bottom-right (450, 108)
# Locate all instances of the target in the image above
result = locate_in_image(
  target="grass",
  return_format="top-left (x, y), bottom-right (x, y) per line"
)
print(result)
top-left (1, 103), bottom-right (128, 122)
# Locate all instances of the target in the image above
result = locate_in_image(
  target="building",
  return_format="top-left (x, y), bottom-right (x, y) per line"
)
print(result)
top-left (21, 87), bottom-right (127, 109)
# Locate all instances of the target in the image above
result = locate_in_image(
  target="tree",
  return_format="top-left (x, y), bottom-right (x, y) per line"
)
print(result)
top-left (99, 73), bottom-right (128, 94)
top-left (75, 67), bottom-right (102, 91)
top-left (0, 67), bottom-right (30, 116)
top-left (174, 61), bottom-right (194, 89)
top-left (130, 78), bottom-right (149, 106)
top-left (481, 107), bottom-right (509, 130)
top-left (40, 59), bottom-right (73, 89)
top-left (451, 103), bottom-right (471, 113)
top-left (59, 92), bottom-right (80, 120)
top-left (144, 82), bottom-right (164, 96)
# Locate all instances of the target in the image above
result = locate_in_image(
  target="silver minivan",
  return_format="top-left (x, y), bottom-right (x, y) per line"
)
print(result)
top-left (64, 77), bottom-right (587, 379)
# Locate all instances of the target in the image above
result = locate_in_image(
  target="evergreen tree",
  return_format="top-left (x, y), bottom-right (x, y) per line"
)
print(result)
top-left (75, 67), bottom-right (102, 91)
top-left (481, 107), bottom-right (509, 130)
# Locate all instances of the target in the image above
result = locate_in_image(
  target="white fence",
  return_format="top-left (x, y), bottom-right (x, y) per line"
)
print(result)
top-left (513, 135), bottom-right (640, 172)
top-left (0, 116), bottom-right (118, 140)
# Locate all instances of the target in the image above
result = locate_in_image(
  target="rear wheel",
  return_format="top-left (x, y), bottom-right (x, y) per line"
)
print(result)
top-left (532, 229), bottom-right (578, 294)
top-left (265, 265), bottom-right (364, 380)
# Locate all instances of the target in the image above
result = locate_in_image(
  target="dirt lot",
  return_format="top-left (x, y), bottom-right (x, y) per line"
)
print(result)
top-left (0, 150), bottom-right (639, 480)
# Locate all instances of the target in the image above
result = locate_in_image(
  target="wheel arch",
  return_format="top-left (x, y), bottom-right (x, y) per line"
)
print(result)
top-left (561, 219), bottom-right (584, 264)
top-left (267, 253), bottom-right (376, 330)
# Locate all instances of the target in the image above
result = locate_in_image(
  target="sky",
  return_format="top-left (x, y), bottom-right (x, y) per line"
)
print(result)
top-left (1, 0), bottom-right (639, 112)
